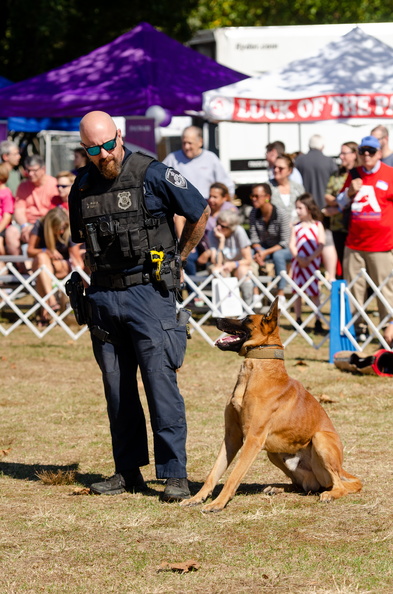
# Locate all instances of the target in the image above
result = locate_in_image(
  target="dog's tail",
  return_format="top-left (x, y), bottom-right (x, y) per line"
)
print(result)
top-left (341, 469), bottom-right (362, 493)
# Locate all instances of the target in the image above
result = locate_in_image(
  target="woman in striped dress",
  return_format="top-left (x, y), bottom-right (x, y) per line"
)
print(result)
top-left (289, 193), bottom-right (325, 333)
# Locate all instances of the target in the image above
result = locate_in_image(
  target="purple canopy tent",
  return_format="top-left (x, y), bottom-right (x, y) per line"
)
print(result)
top-left (1, 71), bottom-right (80, 132)
top-left (0, 22), bottom-right (248, 120)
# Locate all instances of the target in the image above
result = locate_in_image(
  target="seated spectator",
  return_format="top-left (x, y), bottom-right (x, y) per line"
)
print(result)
top-left (0, 140), bottom-right (22, 196)
top-left (249, 183), bottom-right (291, 309)
top-left (27, 207), bottom-right (84, 326)
top-left (269, 153), bottom-right (305, 223)
top-left (186, 182), bottom-right (238, 277)
top-left (205, 183), bottom-right (238, 238)
top-left (56, 170), bottom-right (75, 209)
top-left (5, 155), bottom-right (60, 259)
top-left (0, 163), bottom-right (14, 255)
top-left (265, 141), bottom-right (303, 185)
top-left (72, 147), bottom-right (89, 174)
top-left (207, 210), bottom-right (254, 306)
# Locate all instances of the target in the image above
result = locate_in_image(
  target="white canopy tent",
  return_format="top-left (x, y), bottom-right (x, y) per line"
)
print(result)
top-left (203, 28), bottom-right (393, 126)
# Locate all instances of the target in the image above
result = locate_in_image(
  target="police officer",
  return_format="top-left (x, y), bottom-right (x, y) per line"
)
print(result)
top-left (69, 111), bottom-right (209, 501)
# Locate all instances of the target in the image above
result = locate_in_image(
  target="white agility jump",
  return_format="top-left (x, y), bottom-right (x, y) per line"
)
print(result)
top-left (0, 256), bottom-right (90, 340)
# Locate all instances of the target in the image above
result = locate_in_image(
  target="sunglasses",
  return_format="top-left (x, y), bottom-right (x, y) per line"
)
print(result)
top-left (83, 135), bottom-right (117, 156)
top-left (217, 223), bottom-right (231, 229)
top-left (57, 184), bottom-right (71, 189)
top-left (358, 147), bottom-right (378, 156)
top-left (273, 166), bottom-right (286, 171)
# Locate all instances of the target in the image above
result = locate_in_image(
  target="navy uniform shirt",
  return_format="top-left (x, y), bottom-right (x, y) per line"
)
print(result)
top-left (69, 149), bottom-right (207, 243)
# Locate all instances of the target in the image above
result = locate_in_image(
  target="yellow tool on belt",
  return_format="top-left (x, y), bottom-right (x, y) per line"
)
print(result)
top-left (150, 250), bottom-right (165, 282)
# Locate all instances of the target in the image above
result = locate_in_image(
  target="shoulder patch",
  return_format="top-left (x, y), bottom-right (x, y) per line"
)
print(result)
top-left (165, 168), bottom-right (188, 189)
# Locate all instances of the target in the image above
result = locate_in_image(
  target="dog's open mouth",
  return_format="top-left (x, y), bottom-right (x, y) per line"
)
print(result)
top-left (215, 330), bottom-right (248, 352)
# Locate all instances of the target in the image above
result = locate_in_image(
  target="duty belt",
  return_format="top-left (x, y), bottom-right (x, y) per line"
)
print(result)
top-left (91, 270), bottom-right (151, 289)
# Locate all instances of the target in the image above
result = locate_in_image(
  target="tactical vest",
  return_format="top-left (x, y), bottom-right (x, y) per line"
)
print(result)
top-left (78, 152), bottom-right (177, 273)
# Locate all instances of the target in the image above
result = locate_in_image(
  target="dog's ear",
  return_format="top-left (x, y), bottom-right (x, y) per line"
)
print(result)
top-left (265, 297), bottom-right (279, 321)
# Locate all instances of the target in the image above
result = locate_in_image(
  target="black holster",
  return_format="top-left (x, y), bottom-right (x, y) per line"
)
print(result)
top-left (157, 254), bottom-right (182, 291)
top-left (65, 271), bottom-right (88, 326)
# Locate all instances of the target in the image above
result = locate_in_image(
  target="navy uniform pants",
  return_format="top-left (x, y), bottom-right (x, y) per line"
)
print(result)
top-left (86, 282), bottom-right (188, 479)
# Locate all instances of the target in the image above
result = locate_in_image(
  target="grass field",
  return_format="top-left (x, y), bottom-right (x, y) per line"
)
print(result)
top-left (0, 322), bottom-right (392, 593)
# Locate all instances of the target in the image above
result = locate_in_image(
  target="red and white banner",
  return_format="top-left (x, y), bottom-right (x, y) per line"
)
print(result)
top-left (205, 93), bottom-right (393, 123)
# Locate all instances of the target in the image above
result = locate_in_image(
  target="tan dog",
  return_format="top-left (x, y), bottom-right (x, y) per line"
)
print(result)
top-left (182, 298), bottom-right (362, 512)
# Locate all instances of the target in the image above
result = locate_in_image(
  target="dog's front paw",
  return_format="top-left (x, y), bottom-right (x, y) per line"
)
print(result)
top-left (201, 500), bottom-right (226, 513)
top-left (179, 495), bottom-right (204, 508)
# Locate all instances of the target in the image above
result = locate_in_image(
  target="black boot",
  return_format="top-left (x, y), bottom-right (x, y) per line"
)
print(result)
top-left (90, 470), bottom-right (147, 495)
top-left (161, 478), bottom-right (190, 502)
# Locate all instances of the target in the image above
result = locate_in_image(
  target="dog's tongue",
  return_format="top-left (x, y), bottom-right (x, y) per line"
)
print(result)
top-left (215, 335), bottom-right (237, 346)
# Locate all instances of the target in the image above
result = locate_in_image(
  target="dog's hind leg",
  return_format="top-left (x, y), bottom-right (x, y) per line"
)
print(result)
top-left (201, 431), bottom-right (267, 512)
top-left (267, 451), bottom-right (321, 494)
top-left (311, 431), bottom-right (362, 501)
top-left (181, 405), bottom-right (243, 507)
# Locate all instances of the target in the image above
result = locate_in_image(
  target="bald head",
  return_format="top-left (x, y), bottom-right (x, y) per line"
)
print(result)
top-left (80, 111), bottom-right (117, 144)
top-left (79, 111), bottom-right (123, 179)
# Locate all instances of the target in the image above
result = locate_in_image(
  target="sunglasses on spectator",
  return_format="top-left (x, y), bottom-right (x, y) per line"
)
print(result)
top-left (57, 184), bottom-right (71, 189)
top-left (273, 165), bottom-right (286, 171)
top-left (217, 223), bottom-right (231, 229)
top-left (358, 147), bottom-right (378, 156)
top-left (82, 135), bottom-right (117, 156)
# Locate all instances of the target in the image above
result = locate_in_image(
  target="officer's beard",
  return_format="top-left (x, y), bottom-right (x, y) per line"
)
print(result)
top-left (98, 155), bottom-right (122, 180)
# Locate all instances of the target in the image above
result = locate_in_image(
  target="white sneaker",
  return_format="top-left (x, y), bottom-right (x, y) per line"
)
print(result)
top-left (252, 295), bottom-right (262, 309)
top-left (278, 295), bottom-right (287, 310)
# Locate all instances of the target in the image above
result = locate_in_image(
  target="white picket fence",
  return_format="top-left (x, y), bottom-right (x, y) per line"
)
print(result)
top-left (1, 257), bottom-right (392, 354)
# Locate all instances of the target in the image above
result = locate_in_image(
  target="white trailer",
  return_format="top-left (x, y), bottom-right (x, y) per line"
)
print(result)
top-left (189, 23), bottom-right (393, 187)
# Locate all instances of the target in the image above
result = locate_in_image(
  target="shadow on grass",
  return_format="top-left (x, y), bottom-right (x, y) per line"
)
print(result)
top-left (0, 462), bottom-right (164, 497)
top-left (187, 480), bottom-right (303, 498)
top-left (0, 461), bottom-right (81, 481)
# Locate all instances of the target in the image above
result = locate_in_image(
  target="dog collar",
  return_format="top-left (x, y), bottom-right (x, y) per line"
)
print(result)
top-left (245, 346), bottom-right (284, 360)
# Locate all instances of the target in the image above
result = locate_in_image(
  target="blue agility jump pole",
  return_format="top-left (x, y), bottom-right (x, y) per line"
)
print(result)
top-left (329, 280), bottom-right (356, 363)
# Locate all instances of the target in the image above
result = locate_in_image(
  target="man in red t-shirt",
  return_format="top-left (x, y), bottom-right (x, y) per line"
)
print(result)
top-left (337, 135), bottom-right (393, 331)
top-left (5, 155), bottom-right (60, 256)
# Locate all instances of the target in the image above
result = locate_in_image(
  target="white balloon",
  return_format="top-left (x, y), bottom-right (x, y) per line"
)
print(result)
top-left (145, 105), bottom-right (166, 125)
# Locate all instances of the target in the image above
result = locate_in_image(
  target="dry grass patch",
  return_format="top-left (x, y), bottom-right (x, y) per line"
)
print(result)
top-left (35, 468), bottom-right (78, 485)
top-left (0, 324), bottom-right (392, 593)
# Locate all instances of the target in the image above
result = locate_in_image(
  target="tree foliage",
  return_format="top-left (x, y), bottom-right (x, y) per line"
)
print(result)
top-left (1, 0), bottom-right (392, 82)
top-left (0, 0), bottom-right (198, 82)
top-left (188, 0), bottom-right (393, 30)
